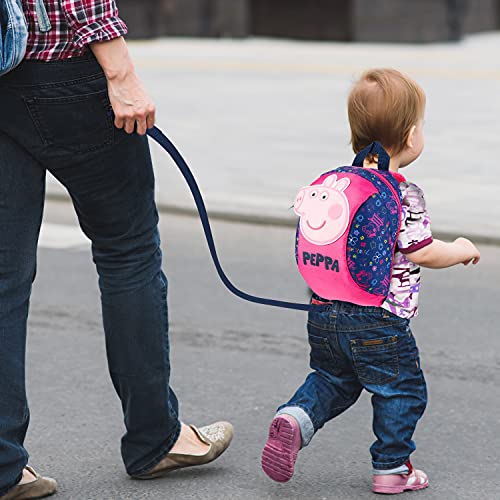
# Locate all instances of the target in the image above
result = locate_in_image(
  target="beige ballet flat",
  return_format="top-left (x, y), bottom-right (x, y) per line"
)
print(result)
top-left (0, 466), bottom-right (57, 500)
top-left (132, 422), bottom-right (234, 479)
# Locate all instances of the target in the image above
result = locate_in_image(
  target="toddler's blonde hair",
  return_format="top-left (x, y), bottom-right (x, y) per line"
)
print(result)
top-left (348, 68), bottom-right (426, 156)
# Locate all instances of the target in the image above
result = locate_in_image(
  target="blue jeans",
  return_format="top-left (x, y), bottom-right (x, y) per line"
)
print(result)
top-left (0, 53), bottom-right (180, 495)
top-left (0, 0), bottom-right (28, 77)
top-left (278, 300), bottom-right (427, 470)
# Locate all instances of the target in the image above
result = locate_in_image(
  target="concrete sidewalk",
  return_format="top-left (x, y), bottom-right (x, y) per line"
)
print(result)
top-left (47, 33), bottom-right (500, 242)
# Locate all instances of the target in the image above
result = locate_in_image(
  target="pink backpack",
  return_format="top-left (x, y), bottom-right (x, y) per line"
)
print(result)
top-left (294, 142), bottom-right (403, 306)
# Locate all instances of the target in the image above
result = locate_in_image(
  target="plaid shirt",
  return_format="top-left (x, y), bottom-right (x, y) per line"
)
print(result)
top-left (23, 0), bottom-right (128, 61)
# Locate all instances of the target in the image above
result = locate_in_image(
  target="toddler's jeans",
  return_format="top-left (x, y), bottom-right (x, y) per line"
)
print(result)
top-left (277, 300), bottom-right (427, 471)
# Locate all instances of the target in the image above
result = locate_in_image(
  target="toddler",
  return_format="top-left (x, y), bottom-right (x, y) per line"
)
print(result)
top-left (261, 68), bottom-right (480, 494)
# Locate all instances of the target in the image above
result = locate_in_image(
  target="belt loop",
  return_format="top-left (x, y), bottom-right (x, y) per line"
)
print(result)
top-left (35, 0), bottom-right (52, 33)
top-left (330, 300), bottom-right (338, 316)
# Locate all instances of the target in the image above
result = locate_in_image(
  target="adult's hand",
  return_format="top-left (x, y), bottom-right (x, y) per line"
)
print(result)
top-left (107, 70), bottom-right (156, 135)
top-left (90, 37), bottom-right (156, 135)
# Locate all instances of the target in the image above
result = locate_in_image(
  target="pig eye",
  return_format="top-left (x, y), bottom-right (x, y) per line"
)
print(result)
top-left (320, 192), bottom-right (329, 201)
top-left (310, 190), bottom-right (318, 198)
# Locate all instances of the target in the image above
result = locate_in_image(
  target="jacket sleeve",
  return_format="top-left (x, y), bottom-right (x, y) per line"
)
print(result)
top-left (60, 0), bottom-right (128, 48)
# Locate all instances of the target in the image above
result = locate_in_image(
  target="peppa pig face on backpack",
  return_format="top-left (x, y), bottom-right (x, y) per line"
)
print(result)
top-left (294, 174), bottom-right (351, 245)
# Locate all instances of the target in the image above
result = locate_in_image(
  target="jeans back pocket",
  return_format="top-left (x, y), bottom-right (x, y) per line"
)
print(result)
top-left (25, 89), bottom-right (113, 154)
top-left (308, 332), bottom-right (344, 376)
top-left (351, 335), bottom-right (399, 385)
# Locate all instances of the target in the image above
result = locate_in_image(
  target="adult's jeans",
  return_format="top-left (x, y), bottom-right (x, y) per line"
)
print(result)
top-left (0, 53), bottom-right (181, 495)
top-left (278, 300), bottom-right (427, 470)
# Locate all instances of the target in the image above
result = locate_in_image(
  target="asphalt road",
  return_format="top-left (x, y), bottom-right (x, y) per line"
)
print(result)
top-left (23, 200), bottom-right (500, 500)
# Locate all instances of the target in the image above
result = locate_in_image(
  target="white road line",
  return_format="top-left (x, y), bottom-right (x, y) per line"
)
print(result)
top-left (39, 223), bottom-right (90, 249)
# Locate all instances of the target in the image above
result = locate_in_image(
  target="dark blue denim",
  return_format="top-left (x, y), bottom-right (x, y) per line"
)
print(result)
top-left (0, 53), bottom-right (181, 495)
top-left (279, 300), bottom-right (427, 470)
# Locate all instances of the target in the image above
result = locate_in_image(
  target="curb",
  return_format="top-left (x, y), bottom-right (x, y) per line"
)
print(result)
top-left (45, 192), bottom-right (500, 247)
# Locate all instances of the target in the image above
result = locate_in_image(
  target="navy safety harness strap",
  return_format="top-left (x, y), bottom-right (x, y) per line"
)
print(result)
top-left (147, 126), bottom-right (327, 313)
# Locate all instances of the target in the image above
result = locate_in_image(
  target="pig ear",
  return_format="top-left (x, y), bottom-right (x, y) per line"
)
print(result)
top-left (335, 177), bottom-right (350, 192)
top-left (323, 174), bottom-right (337, 187)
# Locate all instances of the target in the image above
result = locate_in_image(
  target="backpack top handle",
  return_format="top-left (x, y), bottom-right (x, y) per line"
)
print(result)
top-left (352, 142), bottom-right (390, 172)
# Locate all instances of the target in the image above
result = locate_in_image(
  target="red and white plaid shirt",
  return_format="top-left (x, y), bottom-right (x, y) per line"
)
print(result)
top-left (22, 0), bottom-right (128, 61)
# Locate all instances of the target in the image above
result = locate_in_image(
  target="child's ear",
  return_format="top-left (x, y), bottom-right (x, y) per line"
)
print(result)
top-left (406, 125), bottom-right (417, 149)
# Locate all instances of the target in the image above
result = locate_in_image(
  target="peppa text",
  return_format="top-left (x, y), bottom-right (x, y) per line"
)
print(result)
top-left (302, 252), bottom-right (339, 271)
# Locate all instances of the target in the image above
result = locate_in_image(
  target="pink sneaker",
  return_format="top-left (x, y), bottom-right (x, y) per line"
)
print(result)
top-left (261, 415), bottom-right (301, 482)
top-left (372, 462), bottom-right (429, 494)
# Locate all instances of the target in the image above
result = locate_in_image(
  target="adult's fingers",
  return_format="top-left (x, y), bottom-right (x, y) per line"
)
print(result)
top-left (136, 116), bottom-right (148, 136)
top-left (112, 104), bottom-right (155, 134)
top-left (114, 114), bottom-right (125, 129)
top-left (146, 108), bottom-right (156, 130)
top-left (124, 115), bottom-right (136, 134)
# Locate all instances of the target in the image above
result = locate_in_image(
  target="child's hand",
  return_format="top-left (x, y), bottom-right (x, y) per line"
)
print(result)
top-left (454, 237), bottom-right (481, 265)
